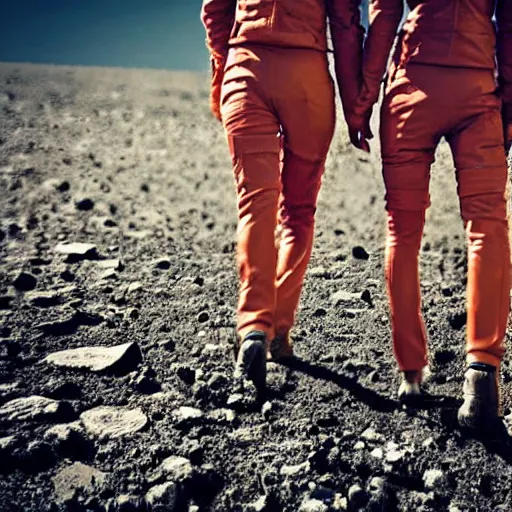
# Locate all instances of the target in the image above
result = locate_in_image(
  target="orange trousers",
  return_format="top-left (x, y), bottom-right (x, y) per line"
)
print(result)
top-left (220, 45), bottom-right (336, 342)
top-left (381, 64), bottom-right (510, 371)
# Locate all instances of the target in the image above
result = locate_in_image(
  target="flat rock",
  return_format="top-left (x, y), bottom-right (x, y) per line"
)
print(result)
top-left (36, 310), bottom-right (104, 335)
top-left (97, 259), bottom-right (123, 270)
top-left (172, 406), bottom-right (204, 427)
top-left (55, 242), bottom-right (99, 262)
top-left (0, 395), bottom-right (72, 423)
top-left (52, 462), bottom-right (106, 502)
top-left (26, 291), bottom-right (63, 307)
top-left (330, 290), bottom-right (360, 305)
top-left (280, 461), bottom-right (310, 477)
top-left (44, 341), bottom-right (142, 375)
top-left (80, 406), bottom-right (148, 439)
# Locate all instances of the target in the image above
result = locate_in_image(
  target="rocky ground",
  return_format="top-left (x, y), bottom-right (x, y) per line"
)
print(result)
top-left (1, 62), bottom-right (512, 512)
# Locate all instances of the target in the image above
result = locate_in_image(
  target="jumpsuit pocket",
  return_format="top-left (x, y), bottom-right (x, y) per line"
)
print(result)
top-left (228, 134), bottom-right (281, 193)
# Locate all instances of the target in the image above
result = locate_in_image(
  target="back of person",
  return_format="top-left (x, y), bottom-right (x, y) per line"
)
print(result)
top-left (228, 0), bottom-right (328, 52)
top-left (398, 0), bottom-right (496, 70)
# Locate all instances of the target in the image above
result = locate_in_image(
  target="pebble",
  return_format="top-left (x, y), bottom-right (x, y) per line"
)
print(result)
top-left (55, 242), bottom-right (99, 262)
top-left (423, 469), bottom-right (447, 491)
top-left (298, 498), bottom-right (329, 512)
top-left (115, 494), bottom-right (146, 511)
top-left (280, 461), bottom-right (310, 477)
top-left (159, 456), bottom-right (194, 481)
top-left (361, 428), bottom-right (383, 443)
top-left (172, 406), bottom-right (204, 428)
top-left (145, 481), bottom-right (181, 512)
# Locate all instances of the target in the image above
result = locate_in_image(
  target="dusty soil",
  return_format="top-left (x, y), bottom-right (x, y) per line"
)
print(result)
top-left (1, 62), bottom-right (512, 512)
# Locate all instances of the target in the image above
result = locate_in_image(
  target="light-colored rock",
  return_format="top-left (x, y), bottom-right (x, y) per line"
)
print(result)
top-left (52, 462), bottom-right (106, 502)
top-left (55, 242), bottom-right (96, 255)
top-left (145, 482), bottom-right (179, 512)
top-left (280, 461), bottom-right (310, 477)
top-left (361, 428), bottom-right (383, 443)
top-left (299, 498), bottom-right (328, 512)
top-left (160, 456), bottom-right (193, 481)
top-left (80, 406), bottom-right (148, 439)
top-left (44, 341), bottom-right (142, 374)
top-left (0, 396), bottom-right (65, 422)
top-left (423, 469), bottom-right (447, 491)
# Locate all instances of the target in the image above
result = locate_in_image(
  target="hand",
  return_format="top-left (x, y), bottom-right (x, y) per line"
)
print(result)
top-left (209, 56), bottom-right (225, 122)
top-left (348, 109), bottom-right (373, 153)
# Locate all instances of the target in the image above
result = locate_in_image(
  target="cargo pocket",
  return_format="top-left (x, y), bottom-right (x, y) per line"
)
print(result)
top-left (228, 134), bottom-right (281, 195)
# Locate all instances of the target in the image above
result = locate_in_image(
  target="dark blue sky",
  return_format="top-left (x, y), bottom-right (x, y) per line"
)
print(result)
top-left (0, 1), bottom-right (374, 71)
top-left (0, 0), bottom-right (209, 71)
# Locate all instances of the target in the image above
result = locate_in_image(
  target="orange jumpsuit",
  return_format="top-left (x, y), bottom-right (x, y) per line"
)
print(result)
top-left (355, 0), bottom-right (512, 372)
top-left (201, 0), bottom-right (365, 343)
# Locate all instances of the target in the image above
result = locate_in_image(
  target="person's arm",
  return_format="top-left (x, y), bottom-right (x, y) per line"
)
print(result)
top-left (496, 0), bottom-right (512, 152)
top-left (200, 0), bottom-right (237, 120)
top-left (352, 0), bottom-right (403, 128)
top-left (326, 0), bottom-right (368, 149)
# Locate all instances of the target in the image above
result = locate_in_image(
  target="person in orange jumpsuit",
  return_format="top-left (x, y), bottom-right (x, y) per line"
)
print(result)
top-left (354, 0), bottom-right (512, 431)
top-left (200, 0), bottom-right (370, 389)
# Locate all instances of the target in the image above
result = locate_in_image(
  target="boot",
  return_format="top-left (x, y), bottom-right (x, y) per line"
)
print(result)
top-left (234, 330), bottom-right (267, 390)
top-left (397, 370), bottom-right (423, 405)
top-left (457, 363), bottom-right (500, 432)
top-left (268, 334), bottom-right (294, 361)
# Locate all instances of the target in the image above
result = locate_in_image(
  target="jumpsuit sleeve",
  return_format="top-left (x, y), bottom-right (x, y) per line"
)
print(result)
top-left (353, 0), bottom-right (404, 119)
top-left (325, 0), bottom-right (366, 123)
top-left (200, 0), bottom-right (237, 64)
top-left (496, 0), bottom-right (512, 129)
top-left (200, 0), bottom-right (237, 121)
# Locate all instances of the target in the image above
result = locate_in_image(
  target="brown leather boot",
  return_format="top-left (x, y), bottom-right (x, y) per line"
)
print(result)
top-left (457, 363), bottom-right (500, 432)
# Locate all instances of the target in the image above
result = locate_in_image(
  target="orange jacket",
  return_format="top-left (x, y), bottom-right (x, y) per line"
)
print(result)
top-left (354, 0), bottom-right (512, 125)
top-left (200, 0), bottom-right (365, 121)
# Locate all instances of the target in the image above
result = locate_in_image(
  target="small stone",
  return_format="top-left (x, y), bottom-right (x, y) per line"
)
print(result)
top-left (206, 372), bottom-right (228, 391)
top-left (97, 259), bottom-right (123, 270)
top-left (361, 428), bottom-right (383, 443)
top-left (116, 494), bottom-right (146, 511)
top-left (280, 461), bottom-right (310, 477)
top-left (353, 441), bottom-right (365, 450)
top-left (352, 246), bottom-right (369, 260)
top-left (52, 462), bottom-right (106, 502)
top-left (100, 268), bottom-right (118, 280)
top-left (127, 282), bottom-right (143, 293)
top-left (55, 242), bottom-right (99, 262)
top-left (299, 498), bottom-right (328, 512)
top-left (173, 406), bottom-right (204, 427)
top-left (208, 408), bottom-right (236, 424)
top-left (80, 406), bottom-right (148, 439)
top-left (423, 469), bottom-right (447, 491)
top-left (160, 456), bottom-right (194, 481)
top-left (13, 272), bottom-right (37, 292)
top-left (44, 341), bottom-right (143, 375)
top-left (262, 401), bottom-right (274, 419)
top-left (75, 198), bottom-right (95, 211)
top-left (145, 482), bottom-right (181, 512)
top-left (348, 484), bottom-right (368, 509)
top-left (330, 290), bottom-right (359, 305)
top-left (56, 180), bottom-right (70, 192)
top-left (0, 396), bottom-right (73, 423)
top-left (370, 448), bottom-right (384, 459)
top-left (245, 495), bottom-right (269, 512)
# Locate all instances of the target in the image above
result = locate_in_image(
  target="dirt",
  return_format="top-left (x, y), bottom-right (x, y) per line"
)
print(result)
top-left (1, 61), bottom-right (512, 512)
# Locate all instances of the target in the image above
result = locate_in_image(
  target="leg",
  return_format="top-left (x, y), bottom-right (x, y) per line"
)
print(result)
top-left (448, 101), bottom-right (510, 369)
top-left (271, 50), bottom-right (336, 346)
top-left (447, 81), bottom-right (510, 432)
top-left (380, 69), bottom-right (441, 377)
top-left (221, 48), bottom-right (281, 347)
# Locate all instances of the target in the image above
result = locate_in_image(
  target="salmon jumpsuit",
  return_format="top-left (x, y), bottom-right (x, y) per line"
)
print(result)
top-left (201, 0), bottom-right (365, 344)
top-left (353, 0), bottom-right (512, 372)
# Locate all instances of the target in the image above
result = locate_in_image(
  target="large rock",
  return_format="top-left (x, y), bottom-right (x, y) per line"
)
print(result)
top-left (0, 396), bottom-right (73, 423)
top-left (145, 482), bottom-right (181, 512)
top-left (52, 462), bottom-right (106, 502)
top-left (159, 456), bottom-right (194, 481)
top-left (80, 406), bottom-right (148, 439)
top-left (44, 341), bottom-right (142, 375)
